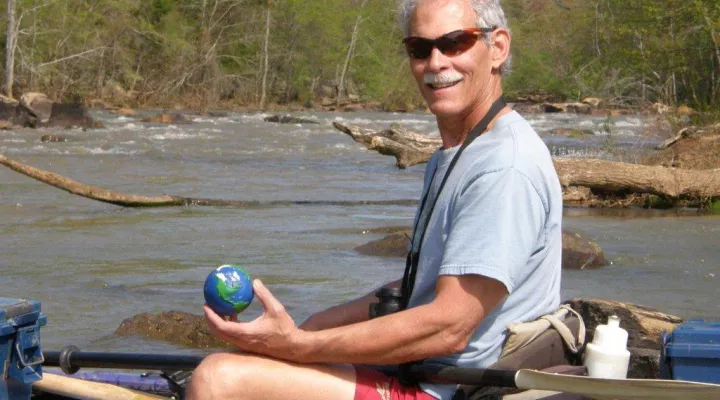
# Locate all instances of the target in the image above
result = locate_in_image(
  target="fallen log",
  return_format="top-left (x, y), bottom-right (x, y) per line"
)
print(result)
top-left (0, 153), bottom-right (416, 208)
top-left (333, 122), bottom-right (720, 201)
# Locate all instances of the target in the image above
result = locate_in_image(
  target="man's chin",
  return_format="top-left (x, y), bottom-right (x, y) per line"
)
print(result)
top-left (426, 101), bottom-right (462, 118)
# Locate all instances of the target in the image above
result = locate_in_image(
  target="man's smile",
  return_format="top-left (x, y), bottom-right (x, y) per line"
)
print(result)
top-left (424, 71), bottom-right (464, 90)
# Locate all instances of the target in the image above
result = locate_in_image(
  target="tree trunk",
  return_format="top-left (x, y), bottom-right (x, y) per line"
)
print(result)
top-left (5, 0), bottom-right (17, 97)
top-left (332, 122), bottom-right (720, 201)
top-left (0, 154), bottom-right (416, 208)
top-left (336, 0), bottom-right (368, 107)
top-left (259, 6), bottom-right (271, 109)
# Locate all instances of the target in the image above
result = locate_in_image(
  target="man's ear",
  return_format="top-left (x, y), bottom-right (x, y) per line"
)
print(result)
top-left (490, 28), bottom-right (511, 70)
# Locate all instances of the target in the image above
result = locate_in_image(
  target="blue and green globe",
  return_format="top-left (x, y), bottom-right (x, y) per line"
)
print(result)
top-left (203, 264), bottom-right (254, 316)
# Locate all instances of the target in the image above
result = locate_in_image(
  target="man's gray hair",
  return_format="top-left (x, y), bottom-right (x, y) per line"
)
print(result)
top-left (398, 0), bottom-right (512, 75)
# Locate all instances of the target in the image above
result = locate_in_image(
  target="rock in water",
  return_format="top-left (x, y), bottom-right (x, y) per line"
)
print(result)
top-left (203, 264), bottom-right (254, 316)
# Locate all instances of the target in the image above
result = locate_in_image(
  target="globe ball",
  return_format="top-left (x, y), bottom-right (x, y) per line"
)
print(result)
top-left (203, 264), bottom-right (254, 316)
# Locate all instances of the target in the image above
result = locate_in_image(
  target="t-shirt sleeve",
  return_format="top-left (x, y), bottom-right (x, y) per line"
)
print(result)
top-left (438, 167), bottom-right (547, 293)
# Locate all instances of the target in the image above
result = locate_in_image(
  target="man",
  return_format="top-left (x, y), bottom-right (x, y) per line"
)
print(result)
top-left (187, 0), bottom-right (562, 399)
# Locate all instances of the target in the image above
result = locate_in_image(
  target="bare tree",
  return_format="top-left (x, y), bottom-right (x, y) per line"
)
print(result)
top-left (5, 0), bottom-right (17, 97)
top-left (337, 0), bottom-right (369, 106)
top-left (259, 2), bottom-right (270, 109)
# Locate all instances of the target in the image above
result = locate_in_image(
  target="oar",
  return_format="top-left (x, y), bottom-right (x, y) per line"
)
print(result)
top-left (411, 364), bottom-right (720, 400)
top-left (33, 373), bottom-right (167, 400)
top-left (44, 347), bottom-right (720, 400)
top-left (44, 346), bottom-right (204, 373)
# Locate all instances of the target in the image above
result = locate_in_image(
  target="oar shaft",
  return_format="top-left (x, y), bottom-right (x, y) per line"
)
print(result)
top-left (409, 364), bottom-right (518, 388)
top-left (44, 346), bottom-right (518, 388)
top-left (44, 346), bottom-right (204, 374)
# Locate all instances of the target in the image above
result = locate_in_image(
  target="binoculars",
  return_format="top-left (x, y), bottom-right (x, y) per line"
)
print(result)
top-left (368, 287), bottom-right (403, 319)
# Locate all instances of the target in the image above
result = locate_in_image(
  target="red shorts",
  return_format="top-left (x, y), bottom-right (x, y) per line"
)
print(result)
top-left (354, 366), bottom-right (436, 400)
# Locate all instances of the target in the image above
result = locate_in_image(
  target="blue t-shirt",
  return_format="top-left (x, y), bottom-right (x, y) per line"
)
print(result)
top-left (407, 111), bottom-right (563, 399)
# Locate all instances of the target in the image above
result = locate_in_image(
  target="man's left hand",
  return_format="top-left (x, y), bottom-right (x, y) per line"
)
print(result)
top-left (204, 279), bottom-right (301, 360)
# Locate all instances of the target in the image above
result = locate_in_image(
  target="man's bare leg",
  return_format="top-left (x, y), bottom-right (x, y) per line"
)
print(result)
top-left (186, 352), bottom-right (357, 400)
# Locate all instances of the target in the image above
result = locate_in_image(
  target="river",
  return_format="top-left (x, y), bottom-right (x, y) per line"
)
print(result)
top-left (1, 108), bottom-right (718, 355)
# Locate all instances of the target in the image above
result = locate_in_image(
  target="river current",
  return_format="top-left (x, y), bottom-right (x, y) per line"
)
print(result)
top-left (1, 109), bottom-right (718, 354)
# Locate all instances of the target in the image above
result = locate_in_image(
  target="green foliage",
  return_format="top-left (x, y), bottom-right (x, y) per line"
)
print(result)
top-left (0, 0), bottom-right (717, 110)
top-left (711, 200), bottom-right (720, 215)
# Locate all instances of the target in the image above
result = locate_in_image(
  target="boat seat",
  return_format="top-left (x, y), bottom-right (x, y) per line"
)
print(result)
top-left (456, 312), bottom-right (590, 400)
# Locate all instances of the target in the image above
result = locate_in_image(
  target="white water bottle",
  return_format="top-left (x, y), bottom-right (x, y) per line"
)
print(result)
top-left (583, 315), bottom-right (631, 379)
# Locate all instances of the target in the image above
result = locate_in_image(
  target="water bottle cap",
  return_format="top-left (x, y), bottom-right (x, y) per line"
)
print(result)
top-left (608, 315), bottom-right (620, 327)
top-left (591, 315), bottom-right (629, 351)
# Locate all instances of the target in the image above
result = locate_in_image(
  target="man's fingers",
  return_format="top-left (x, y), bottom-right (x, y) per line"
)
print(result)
top-left (253, 279), bottom-right (286, 316)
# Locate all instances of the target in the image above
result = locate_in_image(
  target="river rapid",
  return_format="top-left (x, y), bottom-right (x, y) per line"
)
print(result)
top-left (1, 109), bottom-right (718, 355)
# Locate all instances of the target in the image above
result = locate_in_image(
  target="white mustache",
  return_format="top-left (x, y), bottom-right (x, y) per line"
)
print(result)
top-left (423, 71), bottom-right (463, 85)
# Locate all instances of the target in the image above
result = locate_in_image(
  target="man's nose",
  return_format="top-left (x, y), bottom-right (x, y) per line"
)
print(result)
top-left (426, 47), bottom-right (449, 72)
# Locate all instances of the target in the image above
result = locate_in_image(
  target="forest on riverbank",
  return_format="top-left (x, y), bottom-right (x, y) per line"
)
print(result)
top-left (1, 0), bottom-right (719, 115)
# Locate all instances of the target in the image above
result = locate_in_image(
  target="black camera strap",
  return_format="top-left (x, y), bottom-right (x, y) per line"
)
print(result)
top-left (396, 98), bottom-right (506, 387)
top-left (400, 97), bottom-right (506, 310)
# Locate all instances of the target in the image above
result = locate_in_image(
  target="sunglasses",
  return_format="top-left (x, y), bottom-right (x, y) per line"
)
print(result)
top-left (402, 27), bottom-right (495, 60)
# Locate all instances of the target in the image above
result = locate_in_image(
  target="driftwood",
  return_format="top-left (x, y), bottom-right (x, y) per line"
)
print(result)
top-left (333, 122), bottom-right (720, 200)
top-left (656, 123), bottom-right (720, 150)
top-left (0, 153), bottom-right (415, 208)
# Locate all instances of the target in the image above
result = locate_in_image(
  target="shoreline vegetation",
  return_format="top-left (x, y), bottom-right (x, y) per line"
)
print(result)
top-left (0, 1), bottom-right (718, 115)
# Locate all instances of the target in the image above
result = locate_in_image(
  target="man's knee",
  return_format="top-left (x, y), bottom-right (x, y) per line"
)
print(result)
top-left (187, 353), bottom-right (256, 400)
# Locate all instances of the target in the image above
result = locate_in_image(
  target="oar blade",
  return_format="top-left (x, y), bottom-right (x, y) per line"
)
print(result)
top-left (515, 369), bottom-right (720, 400)
top-left (33, 373), bottom-right (168, 400)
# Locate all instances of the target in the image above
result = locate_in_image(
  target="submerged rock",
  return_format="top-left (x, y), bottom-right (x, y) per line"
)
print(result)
top-left (355, 228), bottom-right (609, 270)
top-left (561, 229), bottom-right (608, 269)
top-left (141, 113), bottom-right (193, 124)
top-left (115, 310), bottom-right (228, 349)
top-left (40, 134), bottom-right (69, 143)
top-left (354, 229), bottom-right (410, 258)
top-left (263, 115), bottom-right (319, 124)
top-left (46, 102), bottom-right (104, 129)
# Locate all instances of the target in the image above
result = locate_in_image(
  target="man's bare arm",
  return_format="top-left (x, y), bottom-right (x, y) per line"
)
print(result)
top-left (299, 279), bottom-right (402, 331)
top-left (292, 275), bottom-right (507, 364)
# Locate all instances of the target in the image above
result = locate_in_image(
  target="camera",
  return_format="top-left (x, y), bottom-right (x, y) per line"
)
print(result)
top-left (369, 287), bottom-right (403, 319)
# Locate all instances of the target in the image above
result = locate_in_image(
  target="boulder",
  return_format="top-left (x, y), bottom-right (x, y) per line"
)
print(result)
top-left (141, 113), bottom-right (192, 124)
top-left (354, 229), bottom-right (410, 258)
top-left (40, 134), bottom-right (69, 143)
top-left (561, 229), bottom-right (608, 269)
top-left (115, 310), bottom-right (228, 349)
top-left (564, 298), bottom-right (683, 350)
top-left (355, 228), bottom-right (608, 270)
top-left (263, 115), bottom-right (319, 124)
top-left (341, 103), bottom-right (366, 112)
top-left (628, 347), bottom-right (662, 379)
top-left (46, 102), bottom-right (104, 129)
top-left (564, 298), bottom-right (684, 379)
top-left (540, 103), bottom-right (565, 113)
top-left (581, 98), bottom-right (603, 108)
top-left (20, 93), bottom-right (53, 123)
top-left (0, 100), bottom-right (18, 121)
top-left (564, 102), bottom-right (592, 114)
